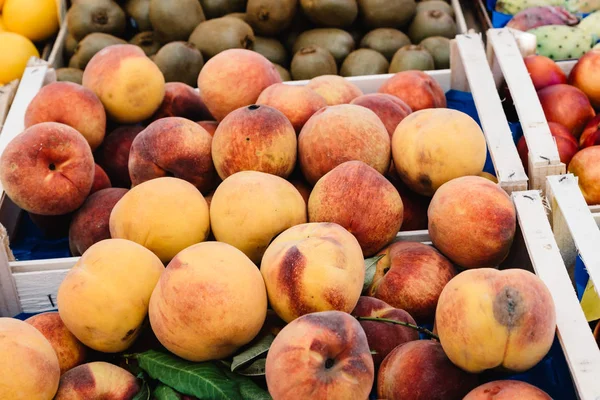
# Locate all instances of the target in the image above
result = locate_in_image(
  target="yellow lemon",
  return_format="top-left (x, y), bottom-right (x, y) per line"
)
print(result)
top-left (2, 0), bottom-right (59, 42)
top-left (0, 32), bottom-right (39, 84)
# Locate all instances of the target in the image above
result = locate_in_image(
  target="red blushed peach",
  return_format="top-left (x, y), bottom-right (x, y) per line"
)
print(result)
top-left (198, 49), bottom-right (282, 121)
top-left (524, 55), bottom-right (567, 91)
top-left (150, 82), bottom-right (213, 121)
top-left (24, 81), bottom-right (106, 151)
top-left (464, 380), bottom-right (552, 400)
top-left (69, 188), bottom-right (129, 256)
top-left (436, 268), bottom-right (556, 373)
top-left (351, 296), bottom-right (419, 366)
top-left (265, 311), bottom-right (375, 400)
top-left (54, 362), bottom-right (139, 399)
top-left (0, 122), bottom-right (95, 215)
top-left (350, 93), bottom-right (412, 139)
top-left (25, 312), bottom-right (88, 375)
top-left (569, 49), bottom-right (600, 109)
top-left (211, 104), bottom-right (297, 179)
top-left (306, 75), bottom-right (364, 106)
top-left (298, 104), bottom-right (391, 185)
top-left (568, 146), bottom-right (600, 204)
top-left (90, 164), bottom-right (111, 194)
top-left (538, 84), bottom-right (596, 138)
top-left (308, 161), bottom-right (403, 257)
top-left (367, 242), bottom-right (456, 323)
top-left (256, 83), bottom-right (327, 133)
top-left (517, 122), bottom-right (579, 172)
top-left (580, 114), bottom-right (600, 148)
top-left (378, 71), bottom-right (446, 111)
top-left (129, 117), bottom-right (217, 194)
top-left (386, 164), bottom-right (430, 231)
top-left (197, 121), bottom-right (218, 136)
top-left (428, 176), bottom-right (516, 269)
top-left (378, 340), bottom-right (479, 400)
top-left (95, 124), bottom-right (144, 188)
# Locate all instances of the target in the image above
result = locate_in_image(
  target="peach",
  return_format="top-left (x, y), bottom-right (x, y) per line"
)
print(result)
top-left (298, 104), bottom-right (391, 185)
top-left (210, 171), bottom-right (306, 263)
top-left (306, 75), bottom-right (363, 106)
top-left (128, 117), bottom-right (217, 194)
top-left (256, 83), bottom-right (327, 133)
top-left (568, 146), bottom-right (600, 204)
top-left (308, 161), bottom-right (403, 257)
top-left (523, 54), bottom-right (567, 91)
top-left (428, 176), bottom-right (516, 268)
top-left (392, 108), bottom-right (487, 196)
top-left (386, 165), bottom-right (430, 231)
top-left (260, 222), bottom-right (364, 323)
top-left (54, 362), bottom-right (139, 399)
top-left (24, 81), bottom-right (106, 150)
top-left (265, 311), bottom-right (374, 400)
top-left (478, 171), bottom-right (498, 183)
top-left (110, 177), bottom-right (210, 262)
top-left (367, 242), bottom-right (456, 323)
top-left (379, 70), bottom-right (446, 111)
top-left (464, 380), bottom-right (552, 400)
top-left (197, 120), bottom-right (218, 136)
top-left (580, 114), bottom-right (600, 148)
top-left (149, 241), bottom-right (267, 361)
top-left (378, 340), bottom-right (478, 400)
top-left (150, 82), bottom-right (213, 121)
top-left (95, 124), bottom-right (144, 188)
top-left (58, 239), bottom-right (164, 353)
top-left (569, 49), bottom-right (600, 109)
top-left (25, 312), bottom-right (87, 375)
top-left (538, 84), bottom-right (595, 137)
top-left (198, 49), bottom-right (282, 121)
top-left (90, 164), bottom-right (111, 194)
top-left (436, 268), bottom-right (556, 373)
top-left (82, 44), bottom-right (165, 124)
top-left (350, 93), bottom-right (412, 139)
top-left (0, 318), bottom-right (60, 400)
top-left (69, 188), bottom-right (128, 256)
top-left (351, 296), bottom-right (419, 366)
top-left (517, 122), bottom-right (579, 172)
top-left (0, 122), bottom-right (95, 215)
top-left (212, 104), bottom-right (297, 179)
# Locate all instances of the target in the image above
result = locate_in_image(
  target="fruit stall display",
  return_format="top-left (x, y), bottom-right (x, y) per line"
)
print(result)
top-left (46, 0), bottom-right (468, 86)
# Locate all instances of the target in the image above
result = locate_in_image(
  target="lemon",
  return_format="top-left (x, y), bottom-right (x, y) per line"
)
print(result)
top-left (2, 0), bottom-right (59, 42)
top-left (0, 32), bottom-right (39, 84)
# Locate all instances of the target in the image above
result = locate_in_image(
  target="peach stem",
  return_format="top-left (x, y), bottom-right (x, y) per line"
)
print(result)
top-left (355, 316), bottom-right (439, 341)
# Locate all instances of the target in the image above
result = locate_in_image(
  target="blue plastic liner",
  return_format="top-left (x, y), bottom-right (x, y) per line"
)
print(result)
top-left (575, 254), bottom-right (588, 301)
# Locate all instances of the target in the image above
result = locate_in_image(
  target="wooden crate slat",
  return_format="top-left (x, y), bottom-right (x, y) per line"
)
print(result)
top-left (513, 190), bottom-right (600, 399)
top-left (13, 269), bottom-right (69, 314)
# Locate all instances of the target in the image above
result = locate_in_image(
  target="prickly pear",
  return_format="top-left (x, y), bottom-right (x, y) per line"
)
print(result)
top-left (565, 0), bottom-right (600, 13)
top-left (496, 0), bottom-right (562, 15)
top-left (578, 11), bottom-right (600, 39)
top-left (506, 6), bottom-right (579, 31)
top-left (528, 25), bottom-right (594, 60)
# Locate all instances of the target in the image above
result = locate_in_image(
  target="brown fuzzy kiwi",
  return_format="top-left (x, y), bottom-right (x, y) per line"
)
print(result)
top-left (357, 0), bottom-right (417, 29)
top-left (66, 0), bottom-right (126, 41)
top-left (153, 41), bottom-right (205, 87)
top-left (253, 37), bottom-right (288, 66)
top-left (56, 68), bottom-right (84, 85)
top-left (129, 31), bottom-right (161, 56)
top-left (290, 46), bottom-right (338, 80)
top-left (188, 17), bottom-right (255, 60)
top-left (246, 0), bottom-right (297, 36)
top-left (293, 28), bottom-right (355, 64)
top-left (340, 48), bottom-right (389, 76)
top-left (420, 36), bottom-right (450, 69)
top-left (70, 32), bottom-right (127, 69)
top-left (273, 63), bottom-right (292, 81)
top-left (149, 0), bottom-right (206, 43)
top-left (199, 0), bottom-right (246, 19)
top-left (360, 28), bottom-right (411, 61)
top-left (389, 44), bottom-right (435, 73)
top-left (408, 9), bottom-right (457, 44)
top-left (300, 0), bottom-right (358, 27)
top-left (124, 0), bottom-right (152, 31)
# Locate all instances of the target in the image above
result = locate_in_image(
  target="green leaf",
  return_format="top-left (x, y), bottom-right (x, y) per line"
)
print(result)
top-left (135, 350), bottom-right (271, 400)
top-left (235, 358), bottom-right (266, 377)
top-left (153, 384), bottom-right (182, 400)
top-left (231, 334), bottom-right (274, 372)
top-left (363, 254), bottom-right (384, 291)
top-left (132, 372), bottom-right (151, 400)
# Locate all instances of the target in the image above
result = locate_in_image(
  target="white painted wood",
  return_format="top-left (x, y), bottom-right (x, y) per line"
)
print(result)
top-left (451, 0), bottom-right (468, 34)
top-left (0, 225), bottom-right (21, 317)
top-left (48, 24), bottom-right (69, 70)
top-left (450, 38), bottom-right (469, 92)
top-left (13, 269), bottom-right (69, 313)
top-left (10, 257), bottom-right (78, 274)
top-left (0, 80), bottom-right (19, 133)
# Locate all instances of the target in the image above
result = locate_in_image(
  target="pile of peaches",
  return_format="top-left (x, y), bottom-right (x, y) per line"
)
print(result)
top-left (0, 43), bottom-right (559, 399)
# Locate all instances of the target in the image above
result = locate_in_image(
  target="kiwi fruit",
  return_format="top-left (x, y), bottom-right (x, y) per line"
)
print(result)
top-left (357, 0), bottom-right (416, 29)
top-left (199, 0), bottom-right (246, 19)
top-left (283, 12), bottom-right (314, 52)
top-left (124, 0), bottom-right (152, 31)
top-left (420, 36), bottom-right (450, 69)
top-left (246, 0), bottom-right (297, 36)
top-left (293, 28), bottom-right (355, 64)
top-left (408, 10), bottom-right (457, 44)
top-left (56, 68), bottom-right (84, 85)
top-left (359, 28), bottom-right (410, 61)
top-left (253, 37), bottom-right (288, 66)
top-left (189, 17), bottom-right (255, 60)
top-left (389, 44), bottom-right (435, 73)
top-left (273, 63), bottom-right (292, 81)
top-left (65, 34), bottom-right (79, 59)
top-left (225, 12), bottom-right (247, 21)
top-left (153, 41), bottom-right (205, 87)
top-left (300, 0), bottom-right (358, 28)
top-left (416, 0), bottom-right (454, 17)
top-left (149, 0), bottom-right (206, 43)
top-left (291, 46), bottom-right (337, 80)
top-left (66, 0), bottom-right (127, 41)
top-left (70, 32), bottom-right (127, 69)
top-left (129, 31), bottom-right (161, 56)
top-left (340, 48), bottom-right (389, 77)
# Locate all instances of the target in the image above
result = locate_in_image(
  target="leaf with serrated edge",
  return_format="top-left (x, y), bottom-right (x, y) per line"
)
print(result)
top-left (220, 365), bottom-right (272, 400)
top-left (231, 334), bottom-right (275, 372)
top-left (236, 358), bottom-right (266, 377)
top-left (153, 384), bottom-right (182, 400)
top-left (363, 254), bottom-right (384, 291)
